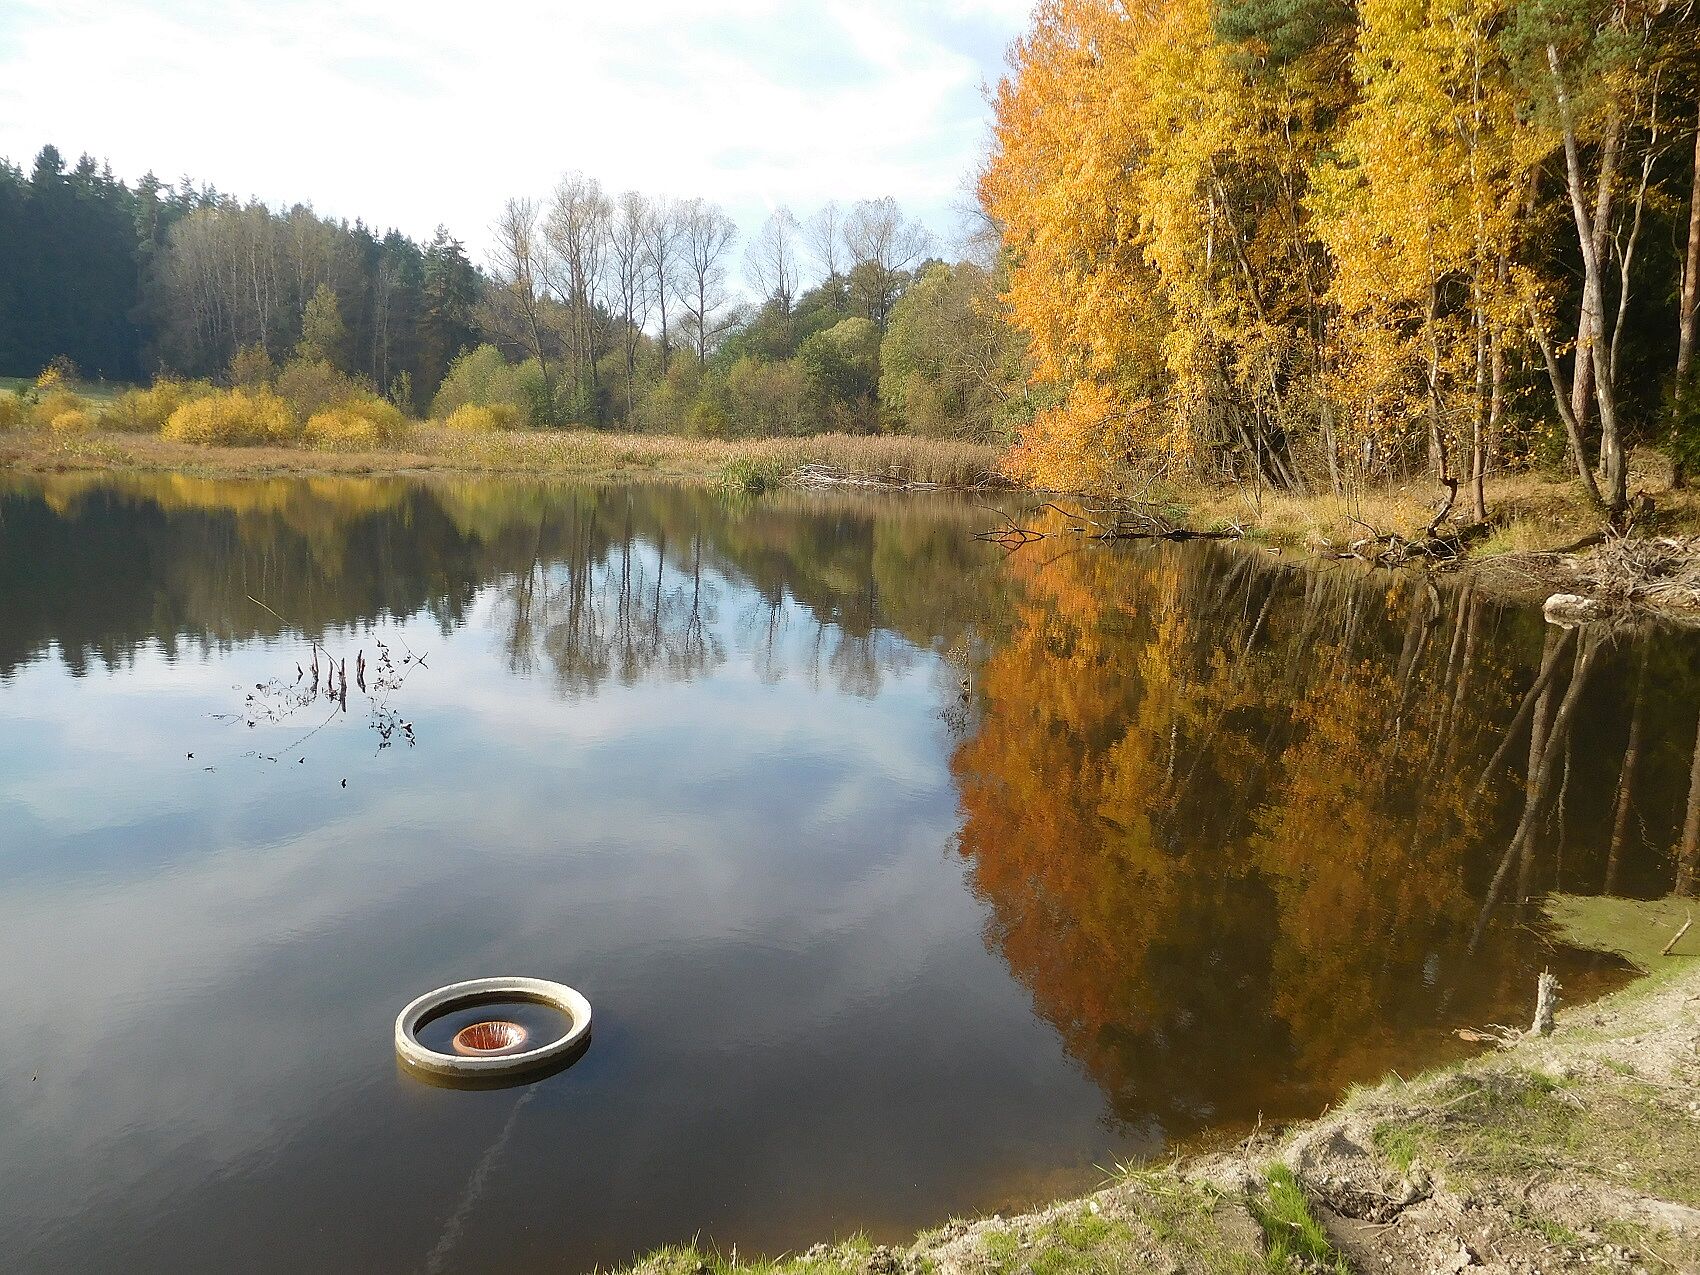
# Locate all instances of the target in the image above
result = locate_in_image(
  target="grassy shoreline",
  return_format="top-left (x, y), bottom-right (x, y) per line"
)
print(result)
top-left (0, 425), bottom-right (1005, 489)
top-left (9, 427), bottom-right (1700, 626)
top-left (619, 900), bottom-right (1699, 1275)
top-left (5, 425), bottom-right (1687, 548)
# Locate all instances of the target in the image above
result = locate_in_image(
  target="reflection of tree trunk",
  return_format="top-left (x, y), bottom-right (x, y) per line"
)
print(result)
top-left (1676, 707), bottom-right (1700, 897)
top-left (1678, 113), bottom-right (1700, 485)
top-left (1605, 644), bottom-right (1648, 894)
top-left (1470, 630), bottom-right (1599, 951)
top-left (1437, 586), bottom-right (1482, 774)
top-left (1515, 635), bottom-right (1567, 898)
top-left (1473, 626), bottom-right (1571, 799)
top-left (1391, 582), bottom-right (1440, 750)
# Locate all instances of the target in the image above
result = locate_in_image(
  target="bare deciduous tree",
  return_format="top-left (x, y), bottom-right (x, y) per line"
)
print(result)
top-left (641, 196), bottom-right (684, 371)
top-left (805, 201), bottom-right (845, 280)
top-left (607, 191), bottom-right (655, 417)
top-left (744, 206), bottom-right (802, 316)
top-left (844, 196), bottom-right (932, 328)
top-left (487, 196), bottom-right (554, 394)
top-left (678, 198), bottom-right (738, 363)
top-left (544, 173), bottom-right (612, 414)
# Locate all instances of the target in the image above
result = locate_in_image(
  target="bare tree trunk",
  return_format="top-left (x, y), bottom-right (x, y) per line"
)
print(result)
top-left (1569, 117), bottom-right (1621, 447)
top-left (1426, 285), bottom-right (1451, 482)
top-left (1531, 313), bottom-right (1606, 507)
top-left (1481, 319), bottom-right (1502, 522)
top-left (1676, 113), bottom-right (1700, 487)
top-left (1549, 46), bottom-right (1627, 513)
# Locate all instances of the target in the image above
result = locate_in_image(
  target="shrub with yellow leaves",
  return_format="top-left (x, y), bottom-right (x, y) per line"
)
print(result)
top-left (162, 389), bottom-right (297, 446)
top-left (103, 379), bottom-right (216, 433)
top-left (302, 398), bottom-right (411, 451)
top-left (441, 403), bottom-right (515, 433)
top-left (49, 409), bottom-right (95, 434)
top-left (31, 390), bottom-right (87, 429)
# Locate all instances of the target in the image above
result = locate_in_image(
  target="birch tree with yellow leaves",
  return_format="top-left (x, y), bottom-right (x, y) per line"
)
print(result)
top-left (982, 0), bottom-right (1700, 519)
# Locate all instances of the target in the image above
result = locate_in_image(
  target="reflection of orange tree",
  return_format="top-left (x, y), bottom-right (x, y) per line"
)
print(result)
top-left (952, 542), bottom-right (1522, 1136)
top-left (1244, 644), bottom-right (1484, 1083)
top-left (952, 539), bottom-right (1288, 1131)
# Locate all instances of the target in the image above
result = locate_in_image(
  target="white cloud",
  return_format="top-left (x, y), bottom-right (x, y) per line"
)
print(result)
top-left (0, 0), bottom-right (1030, 272)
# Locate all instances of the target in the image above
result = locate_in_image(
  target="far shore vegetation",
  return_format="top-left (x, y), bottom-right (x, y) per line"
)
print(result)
top-left (6, 0), bottom-right (1698, 553)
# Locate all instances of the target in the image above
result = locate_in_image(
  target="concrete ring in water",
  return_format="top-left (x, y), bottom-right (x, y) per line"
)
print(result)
top-left (395, 977), bottom-right (591, 1079)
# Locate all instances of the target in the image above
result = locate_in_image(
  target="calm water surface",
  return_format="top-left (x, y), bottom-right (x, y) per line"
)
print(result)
top-left (1, 474), bottom-right (1696, 1272)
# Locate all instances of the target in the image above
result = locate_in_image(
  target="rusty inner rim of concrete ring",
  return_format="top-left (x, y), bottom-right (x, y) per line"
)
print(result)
top-left (452, 1020), bottom-right (529, 1055)
top-left (395, 976), bottom-right (592, 1079)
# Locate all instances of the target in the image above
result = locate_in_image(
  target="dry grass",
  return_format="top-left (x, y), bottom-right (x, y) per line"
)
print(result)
top-left (1172, 454), bottom-right (1700, 556)
top-left (0, 423), bottom-right (1005, 488)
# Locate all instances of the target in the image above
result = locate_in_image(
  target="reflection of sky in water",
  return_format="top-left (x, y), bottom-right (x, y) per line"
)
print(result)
top-left (0, 551), bottom-right (1113, 1274)
top-left (4, 477), bottom-right (1694, 1274)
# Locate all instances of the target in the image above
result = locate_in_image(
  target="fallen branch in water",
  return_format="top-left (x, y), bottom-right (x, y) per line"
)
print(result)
top-left (792, 462), bottom-right (1005, 492)
top-left (973, 499), bottom-right (1243, 548)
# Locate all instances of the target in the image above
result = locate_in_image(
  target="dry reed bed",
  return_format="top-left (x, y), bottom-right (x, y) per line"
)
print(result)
top-left (0, 425), bottom-right (1005, 489)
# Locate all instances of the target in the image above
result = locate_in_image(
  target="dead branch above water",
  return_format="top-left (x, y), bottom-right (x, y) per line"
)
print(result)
top-left (973, 500), bottom-right (1243, 548)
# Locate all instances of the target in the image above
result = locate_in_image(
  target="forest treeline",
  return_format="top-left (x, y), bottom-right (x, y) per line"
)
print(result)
top-left (982, 0), bottom-right (1700, 516)
top-left (0, 147), bottom-right (1021, 444)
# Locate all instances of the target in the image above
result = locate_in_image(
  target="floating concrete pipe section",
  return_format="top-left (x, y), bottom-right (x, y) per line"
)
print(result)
top-left (395, 976), bottom-right (591, 1079)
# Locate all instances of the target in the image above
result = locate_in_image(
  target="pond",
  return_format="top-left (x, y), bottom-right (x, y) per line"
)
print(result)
top-left (0, 473), bottom-right (1694, 1272)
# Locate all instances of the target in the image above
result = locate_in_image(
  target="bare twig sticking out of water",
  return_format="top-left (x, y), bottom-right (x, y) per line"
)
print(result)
top-left (211, 595), bottom-right (426, 762)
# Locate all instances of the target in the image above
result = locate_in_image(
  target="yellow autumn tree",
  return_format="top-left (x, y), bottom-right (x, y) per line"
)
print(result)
top-left (979, 0), bottom-right (1171, 494)
top-left (982, 0), bottom-right (1351, 495)
top-left (1311, 0), bottom-right (1542, 517)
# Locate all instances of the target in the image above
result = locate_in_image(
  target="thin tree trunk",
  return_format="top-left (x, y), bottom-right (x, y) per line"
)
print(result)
top-left (1549, 46), bottom-right (1627, 513)
top-left (1482, 317), bottom-right (1503, 522)
top-left (1426, 285), bottom-right (1451, 482)
top-left (1569, 117), bottom-right (1621, 445)
top-left (1531, 312), bottom-right (1606, 507)
top-left (1676, 112), bottom-right (1700, 487)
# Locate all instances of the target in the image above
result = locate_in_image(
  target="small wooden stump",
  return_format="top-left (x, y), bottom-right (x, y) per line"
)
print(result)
top-left (1530, 969), bottom-right (1560, 1037)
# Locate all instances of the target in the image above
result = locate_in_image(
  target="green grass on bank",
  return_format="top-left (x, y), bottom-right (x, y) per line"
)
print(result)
top-left (1248, 1165), bottom-right (1350, 1275)
top-left (0, 374), bottom-right (126, 405)
top-left (1545, 893), bottom-right (1697, 975)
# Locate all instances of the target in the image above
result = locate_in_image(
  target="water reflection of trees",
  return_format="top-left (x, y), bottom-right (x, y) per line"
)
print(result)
top-left (14, 473), bottom-right (1698, 1145)
top-left (951, 530), bottom-right (1700, 1141)
top-left (0, 476), bottom-right (1004, 698)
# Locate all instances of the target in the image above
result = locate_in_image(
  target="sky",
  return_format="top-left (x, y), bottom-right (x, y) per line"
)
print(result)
top-left (0, 0), bottom-right (1030, 278)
